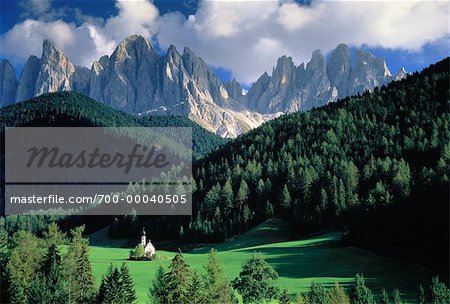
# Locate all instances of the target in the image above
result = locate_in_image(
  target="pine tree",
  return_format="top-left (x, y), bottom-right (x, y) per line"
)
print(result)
top-left (6, 230), bottom-right (43, 304)
top-left (349, 274), bottom-right (375, 304)
top-left (97, 275), bottom-right (108, 304)
top-left (119, 263), bottom-right (137, 304)
top-left (418, 284), bottom-right (425, 304)
top-left (103, 266), bottom-right (121, 304)
top-left (203, 248), bottom-right (233, 303)
top-left (279, 289), bottom-right (291, 304)
top-left (280, 184), bottom-right (291, 210)
top-left (74, 243), bottom-right (96, 303)
top-left (328, 282), bottom-right (349, 304)
top-left (392, 289), bottom-right (403, 304)
top-left (265, 200), bottom-right (274, 219)
top-left (381, 288), bottom-right (390, 304)
top-left (307, 281), bottom-right (328, 304)
top-left (62, 225), bottom-right (89, 304)
top-left (38, 244), bottom-right (65, 303)
top-left (149, 264), bottom-right (167, 304)
top-left (294, 293), bottom-right (305, 304)
top-left (236, 179), bottom-right (250, 204)
top-left (186, 271), bottom-right (206, 304)
top-left (430, 276), bottom-right (450, 304)
top-left (165, 250), bottom-right (190, 303)
top-left (43, 222), bottom-right (66, 246)
top-left (232, 253), bottom-right (279, 304)
top-left (221, 178), bottom-right (234, 209)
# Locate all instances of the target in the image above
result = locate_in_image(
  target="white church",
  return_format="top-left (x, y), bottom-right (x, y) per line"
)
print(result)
top-left (141, 228), bottom-right (156, 257)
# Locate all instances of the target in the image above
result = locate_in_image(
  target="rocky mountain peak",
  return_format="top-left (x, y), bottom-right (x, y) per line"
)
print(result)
top-left (166, 45), bottom-right (181, 63)
top-left (394, 67), bottom-right (407, 80)
top-left (15, 55), bottom-right (41, 102)
top-left (327, 43), bottom-right (351, 98)
top-left (223, 78), bottom-right (243, 100)
top-left (41, 39), bottom-right (74, 71)
top-left (276, 55), bottom-right (294, 70)
top-left (0, 59), bottom-right (17, 106)
top-left (35, 39), bottom-right (75, 96)
top-left (4, 38), bottom-right (407, 138)
top-left (111, 35), bottom-right (157, 63)
top-left (307, 49), bottom-right (326, 71)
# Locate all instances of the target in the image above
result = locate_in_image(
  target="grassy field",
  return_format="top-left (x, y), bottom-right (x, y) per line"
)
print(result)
top-left (88, 220), bottom-right (433, 303)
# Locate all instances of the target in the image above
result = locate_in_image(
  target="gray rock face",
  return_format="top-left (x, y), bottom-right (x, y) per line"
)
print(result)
top-left (34, 40), bottom-right (75, 96)
top-left (348, 48), bottom-right (391, 96)
top-left (0, 60), bottom-right (17, 107)
top-left (326, 43), bottom-right (351, 98)
top-left (72, 66), bottom-right (91, 95)
top-left (394, 67), bottom-right (408, 81)
top-left (247, 50), bottom-right (333, 113)
top-left (16, 55), bottom-right (41, 102)
top-left (95, 35), bottom-right (160, 112)
top-left (246, 44), bottom-right (403, 114)
top-left (223, 78), bottom-right (243, 100)
top-left (6, 38), bottom-right (405, 137)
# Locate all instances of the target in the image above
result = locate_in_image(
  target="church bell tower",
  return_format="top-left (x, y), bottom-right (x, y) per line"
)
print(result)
top-left (141, 228), bottom-right (146, 246)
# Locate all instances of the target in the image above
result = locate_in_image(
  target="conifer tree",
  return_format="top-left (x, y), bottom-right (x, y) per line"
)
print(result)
top-left (187, 270), bottom-right (206, 304)
top-left (328, 282), bottom-right (349, 304)
top-left (165, 250), bottom-right (191, 303)
top-left (149, 264), bottom-right (167, 304)
top-left (62, 225), bottom-right (89, 304)
top-left (43, 222), bottom-right (66, 246)
top-left (381, 288), bottom-right (390, 304)
top-left (37, 244), bottom-right (65, 303)
top-left (6, 230), bottom-right (43, 304)
top-left (74, 243), bottom-right (96, 303)
top-left (103, 266), bottom-right (121, 304)
top-left (265, 200), bottom-right (274, 219)
top-left (349, 273), bottom-right (375, 304)
top-left (430, 276), bottom-right (450, 304)
top-left (307, 281), bottom-right (328, 304)
top-left (119, 263), bottom-right (137, 304)
top-left (279, 289), bottom-right (291, 304)
top-left (203, 248), bottom-right (233, 303)
top-left (418, 284), bottom-right (425, 304)
top-left (294, 293), bottom-right (305, 304)
top-left (392, 289), bottom-right (403, 304)
top-left (280, 184), bottom-right (291, 210)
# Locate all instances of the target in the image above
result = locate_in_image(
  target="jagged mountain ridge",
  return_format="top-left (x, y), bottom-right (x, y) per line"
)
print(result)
top-left (245, 44), bottom-right (407, 113)
top-left (0, 36), bottom-right (405, 137)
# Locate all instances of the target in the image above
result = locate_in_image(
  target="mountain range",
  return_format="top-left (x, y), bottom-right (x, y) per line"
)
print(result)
top-left (0, 35), bottom-right (406, 137)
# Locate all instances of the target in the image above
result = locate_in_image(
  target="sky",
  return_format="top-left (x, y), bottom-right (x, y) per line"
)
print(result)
top-left (0, 0), bottom-right (448, 86)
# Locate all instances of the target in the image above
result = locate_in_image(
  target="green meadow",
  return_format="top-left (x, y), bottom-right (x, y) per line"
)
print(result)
top-left (88, 220), bottom-right (432, 303)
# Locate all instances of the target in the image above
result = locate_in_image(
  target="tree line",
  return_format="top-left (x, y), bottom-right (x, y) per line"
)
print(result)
top-left (1, 223), bottom-right (449, 303)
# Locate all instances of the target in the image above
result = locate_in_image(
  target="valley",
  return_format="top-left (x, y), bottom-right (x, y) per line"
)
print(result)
top-left (88, 220), bottom-right (433, 303)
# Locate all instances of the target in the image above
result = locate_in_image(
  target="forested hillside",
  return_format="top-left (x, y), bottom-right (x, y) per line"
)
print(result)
top-left (186, 58), bottom-right (449, 275)
top-left (0, 92), bottom-right (225, 232)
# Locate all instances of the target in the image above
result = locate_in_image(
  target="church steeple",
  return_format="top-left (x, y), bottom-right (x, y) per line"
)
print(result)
top-left (141, 227), bottom-right (146, 246)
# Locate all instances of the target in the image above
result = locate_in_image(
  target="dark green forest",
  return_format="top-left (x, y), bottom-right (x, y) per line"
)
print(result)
top-left (0, 58), bottom-right (449, 283)
top-left (184, 58), bottom-right (449, 275)
top-left (0, 92), bottom-right (225, 232)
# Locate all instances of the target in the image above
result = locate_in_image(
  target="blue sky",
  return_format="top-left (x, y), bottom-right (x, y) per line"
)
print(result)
top-left (0, 0), bottom-right (448, 85)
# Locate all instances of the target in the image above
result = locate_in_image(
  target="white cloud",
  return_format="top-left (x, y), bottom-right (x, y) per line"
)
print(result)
top-left (1, 0), bottom-right (159, 67)
top-left (1, 0), bottom-right (448, 84)
top-left (0, 19), bottom-right (75, 62)
top-left (157, 0), bottom-right (449, 84)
